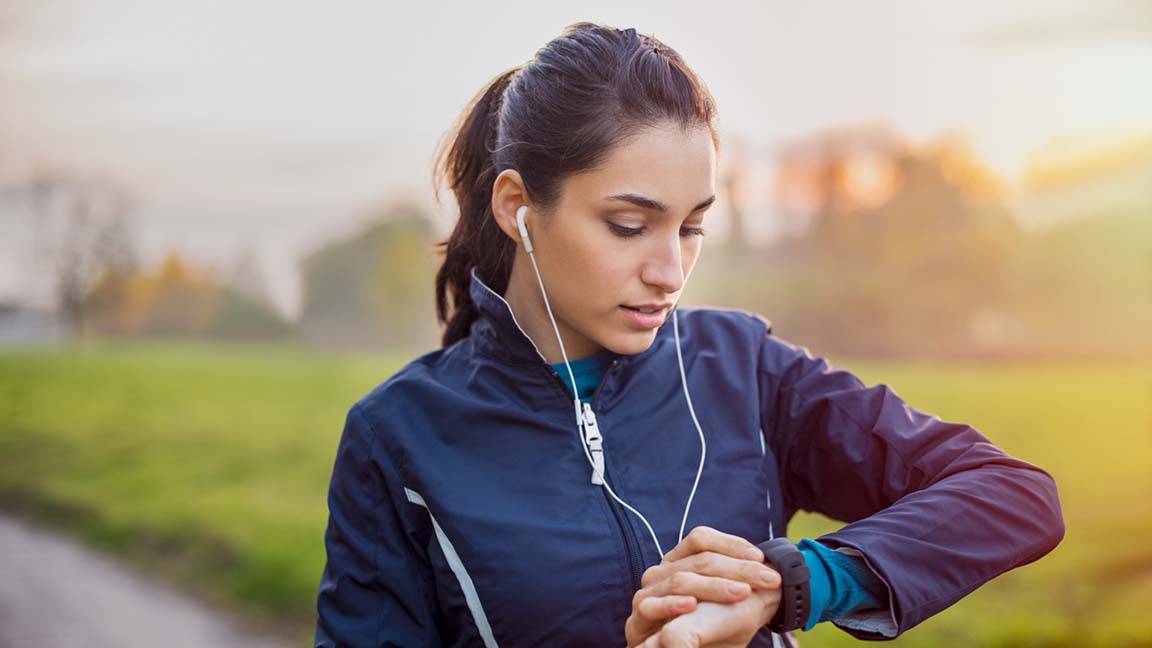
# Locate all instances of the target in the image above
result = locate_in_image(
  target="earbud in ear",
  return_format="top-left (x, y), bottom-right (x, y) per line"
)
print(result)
top-left (515, 205), bottom-right (534, 253)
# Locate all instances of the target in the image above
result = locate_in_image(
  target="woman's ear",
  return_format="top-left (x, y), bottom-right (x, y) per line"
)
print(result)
top-left (491, 169), bottom-right (531, 247)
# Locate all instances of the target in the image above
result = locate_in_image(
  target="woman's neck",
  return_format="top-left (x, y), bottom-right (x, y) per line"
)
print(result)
top-left (502, 260), bottom-right (603, 365)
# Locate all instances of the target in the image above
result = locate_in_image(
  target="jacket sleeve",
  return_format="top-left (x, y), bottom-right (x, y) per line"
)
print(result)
top-left (757, 327), bottom-right (1065, 640)
top-left (315, 403), bottom-right (444, 647)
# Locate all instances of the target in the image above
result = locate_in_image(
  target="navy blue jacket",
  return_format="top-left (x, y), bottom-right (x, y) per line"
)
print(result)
top-left (314, 267), bottom-right (1065, 647)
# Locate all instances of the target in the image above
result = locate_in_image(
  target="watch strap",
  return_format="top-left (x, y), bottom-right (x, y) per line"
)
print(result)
top-left (756, 537), bottom-right (811, 633)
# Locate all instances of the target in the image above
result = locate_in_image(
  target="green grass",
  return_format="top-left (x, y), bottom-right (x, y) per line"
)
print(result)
top-left (0, 342), bottom-right (1149, 646)
top-left (0, 341), bottom-right (410, 646)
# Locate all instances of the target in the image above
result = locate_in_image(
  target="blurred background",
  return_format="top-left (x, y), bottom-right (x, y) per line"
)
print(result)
top-left (0, 1), bottom-right (1149, 646)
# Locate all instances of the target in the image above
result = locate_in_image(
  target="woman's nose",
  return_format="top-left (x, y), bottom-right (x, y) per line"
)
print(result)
top-left (641, 234), bottom-right (685, 294)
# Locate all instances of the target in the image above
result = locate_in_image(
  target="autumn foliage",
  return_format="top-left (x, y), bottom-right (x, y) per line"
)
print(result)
top-left (84, 254), bottom-right (292, 340)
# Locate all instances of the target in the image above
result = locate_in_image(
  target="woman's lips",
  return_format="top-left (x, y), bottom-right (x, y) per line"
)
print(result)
top-left (619, 305), bottom-right (666, 329)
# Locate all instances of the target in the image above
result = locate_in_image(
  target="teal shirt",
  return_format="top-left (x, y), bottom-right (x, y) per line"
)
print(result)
top-left (551, 350), bottom-right (615, 403)
top-left (549, 353), bottom-right (889, 630)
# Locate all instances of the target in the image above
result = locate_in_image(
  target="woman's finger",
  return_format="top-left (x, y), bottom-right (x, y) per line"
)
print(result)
top-left (626, 594), bottom-right (695, 645)
top-left (637, 594), bottom-right (697, 621)
top-left (639, 570), bottom-right (752, 605)
top-left (642, 550), bottom-right (781, 591)
top-left (660, 526), bottom-right (764, 565)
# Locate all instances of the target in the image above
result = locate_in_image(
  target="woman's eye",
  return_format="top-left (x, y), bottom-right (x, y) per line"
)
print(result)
top-left (608, 223), bottom-right (707, 239)
top-left (608, 223), bottom-right (644, 238)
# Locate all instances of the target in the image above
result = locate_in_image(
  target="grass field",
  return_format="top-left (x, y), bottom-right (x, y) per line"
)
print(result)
top-left (0, 342), bottom-right (1149, 647)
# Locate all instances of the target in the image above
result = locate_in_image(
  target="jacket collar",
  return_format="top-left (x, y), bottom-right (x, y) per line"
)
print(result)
top-left (468, 266), bottom-right (551, 365)
top-left (467, 265), bottom-right (674, 367)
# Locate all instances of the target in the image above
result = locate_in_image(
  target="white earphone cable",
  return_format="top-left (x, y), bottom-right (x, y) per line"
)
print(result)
top-left (524, 248), bottom-right (667, 555)
top-left (673, 308), bottom-right (708, 545)
top-left (523, 236), bottom-right (705, 559)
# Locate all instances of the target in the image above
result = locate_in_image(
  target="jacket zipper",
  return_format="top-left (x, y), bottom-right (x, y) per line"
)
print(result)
top-left (549, 358), bottom-right (645, 594)
top-left (603, 485), bottom-right (645, 593)
top-left (588, 360), bottom-right (645, 594)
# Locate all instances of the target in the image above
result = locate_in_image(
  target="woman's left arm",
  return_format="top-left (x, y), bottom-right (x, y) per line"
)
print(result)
top-left (757, 323), bottom-right (1066, 640)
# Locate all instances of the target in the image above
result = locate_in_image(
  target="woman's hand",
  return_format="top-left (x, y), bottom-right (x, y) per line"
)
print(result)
top-left (637, 588), bottom-right (782, 648)
top-left (624, 527), bottom-right (782, 648)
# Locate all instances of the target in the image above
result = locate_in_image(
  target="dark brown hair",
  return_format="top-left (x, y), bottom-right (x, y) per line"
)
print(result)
top-left (431, 21), bottom-right (720, 347)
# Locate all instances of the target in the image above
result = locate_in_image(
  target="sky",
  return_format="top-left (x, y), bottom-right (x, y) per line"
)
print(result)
top-left (2, 0), bottom-right (1150, 315)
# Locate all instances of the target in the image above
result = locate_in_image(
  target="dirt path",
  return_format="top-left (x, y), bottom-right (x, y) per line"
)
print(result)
top-left (0, 513), bottom-right (297, 648)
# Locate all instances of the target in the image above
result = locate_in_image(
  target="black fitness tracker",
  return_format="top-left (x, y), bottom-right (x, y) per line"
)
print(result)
top-left (756, 537), bottom-right (811, 634)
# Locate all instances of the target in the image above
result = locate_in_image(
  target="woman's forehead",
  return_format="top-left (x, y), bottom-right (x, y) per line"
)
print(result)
top-left (564, 125), bottom-right (716, 212)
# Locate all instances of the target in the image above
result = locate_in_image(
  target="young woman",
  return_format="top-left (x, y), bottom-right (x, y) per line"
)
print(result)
top-left (314, 23), bottom-right (1065, 648)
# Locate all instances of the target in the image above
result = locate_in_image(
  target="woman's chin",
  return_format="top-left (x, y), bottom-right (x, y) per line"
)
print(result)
top-left (604, 329), bottom-right (659, 356)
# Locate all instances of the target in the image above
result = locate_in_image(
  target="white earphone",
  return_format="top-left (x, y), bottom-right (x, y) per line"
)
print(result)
top-left (513, 204), bottom-right (722, 558)
top-left (516, 204), bottom-right (534, 254)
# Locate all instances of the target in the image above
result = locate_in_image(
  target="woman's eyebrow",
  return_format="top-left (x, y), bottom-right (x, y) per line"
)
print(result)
top-left (603, 193), bottom-right (716, 213)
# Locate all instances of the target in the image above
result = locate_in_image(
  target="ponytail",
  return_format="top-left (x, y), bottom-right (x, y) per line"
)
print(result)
top-left (432, 66), bottom-right (520, 347)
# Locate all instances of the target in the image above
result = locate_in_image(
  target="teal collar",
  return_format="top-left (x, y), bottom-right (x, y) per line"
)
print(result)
top-left (550, 350), bottom-right (615, 402)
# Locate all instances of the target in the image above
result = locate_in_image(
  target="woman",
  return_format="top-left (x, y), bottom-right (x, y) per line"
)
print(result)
top-left (314, 22), bottom-right (1064, 648)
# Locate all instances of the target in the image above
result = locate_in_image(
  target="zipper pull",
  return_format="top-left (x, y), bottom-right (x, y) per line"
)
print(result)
top-left (582, 402), bottom-right (605, 485)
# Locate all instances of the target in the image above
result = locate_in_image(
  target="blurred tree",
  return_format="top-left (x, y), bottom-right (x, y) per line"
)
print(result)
top-left (706, 126), bottom-right (1021, 359)
top-left (85, 266), bottom-right (141, 336)
top-left (25, 169), bottom-right (139, 337)
top-left (299, 200), bottom-right (438, 350)
top-left (138, 254), bottom-right (218, 336)
top-left (801, 133), bottom-right (1019, 357)
top-left (86, 252), bottom-right (294, 341)
top-left (686, 124), bottom-right (1148, 360)
top-left (205, 285), bottom-right (295, 341)
top-left (210, 248), bottom-right (295, 340)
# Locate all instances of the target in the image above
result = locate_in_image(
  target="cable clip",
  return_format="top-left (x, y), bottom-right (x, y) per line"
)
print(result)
top-left (582, 402), bottom-right (605, 485)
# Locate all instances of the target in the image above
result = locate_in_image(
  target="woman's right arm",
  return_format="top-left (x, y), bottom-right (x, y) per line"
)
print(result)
top-left (315, 403), bottom-right (443, 647)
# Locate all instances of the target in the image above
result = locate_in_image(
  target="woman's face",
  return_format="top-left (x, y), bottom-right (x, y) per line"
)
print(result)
top-left (493, 121), bottom-right (717, 362)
